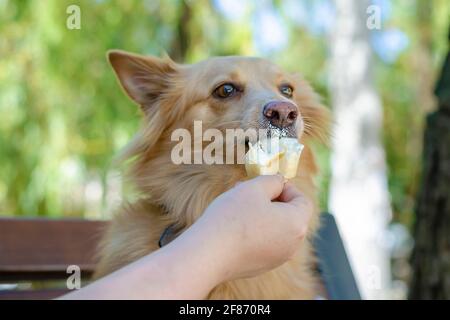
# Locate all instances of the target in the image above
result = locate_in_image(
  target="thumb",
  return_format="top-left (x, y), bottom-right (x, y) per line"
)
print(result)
top-left (248, 174), bottom-right (285, 200)
top-left (278, 182), bottom-right (302, 203)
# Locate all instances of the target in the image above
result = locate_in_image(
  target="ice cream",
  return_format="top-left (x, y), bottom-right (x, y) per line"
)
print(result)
top-left (245, 137), bottom-right (304, 179)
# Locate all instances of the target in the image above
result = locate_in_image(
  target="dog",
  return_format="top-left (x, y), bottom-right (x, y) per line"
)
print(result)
top-left (94, 50), bottom-right (330, 299)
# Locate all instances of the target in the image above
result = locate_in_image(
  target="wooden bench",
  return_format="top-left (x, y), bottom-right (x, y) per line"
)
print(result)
top-left (0, 218), bottom-right (106, 299)
top-left (0, 214), bottom-right (360, 300)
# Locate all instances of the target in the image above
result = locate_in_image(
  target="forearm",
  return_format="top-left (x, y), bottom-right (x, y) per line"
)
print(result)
top-left (60, 225), bottom-right (224, 300)
top-left (60, 176), bottom-right (309, 299)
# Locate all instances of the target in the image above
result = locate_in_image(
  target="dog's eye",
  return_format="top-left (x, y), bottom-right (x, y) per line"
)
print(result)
top-left (214, 83), bottom-right (237, 99)
top-left (280, 85), bottom-right (294, 98)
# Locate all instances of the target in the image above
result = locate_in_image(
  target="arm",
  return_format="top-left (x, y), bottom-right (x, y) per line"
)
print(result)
top-left (60, 227), bottom-right (224, 299)
top-left (61, 175), bottom-right (312, 299)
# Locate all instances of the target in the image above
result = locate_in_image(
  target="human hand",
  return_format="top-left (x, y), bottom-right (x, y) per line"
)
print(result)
top-left (181, 174), bottom-right (313, 284)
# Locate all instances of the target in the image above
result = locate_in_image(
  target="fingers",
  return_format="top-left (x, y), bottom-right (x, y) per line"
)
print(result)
top-left (277, 182), bottom-right (302, 203)
top-left (277, 183), bottom-right (313, 231)
top-left (292, 193), bottom-right (313, 214)
top-left (278, 183), bottom-right (312, 210)
top-left (246, 175), bottom-right (286, 200)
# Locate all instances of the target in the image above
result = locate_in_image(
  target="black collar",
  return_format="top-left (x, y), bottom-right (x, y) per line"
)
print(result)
top-left (158, 224), bottom-right (178, 248)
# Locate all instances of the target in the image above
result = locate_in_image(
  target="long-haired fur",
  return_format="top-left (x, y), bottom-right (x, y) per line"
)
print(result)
top-left (94, 50), bottom-right (330, 299)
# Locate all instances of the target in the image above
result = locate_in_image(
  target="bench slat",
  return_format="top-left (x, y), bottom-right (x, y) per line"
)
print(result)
top-left (0, 218), bottom-right (106, 281)
top-left (0, 288), bottom-right (69, 300)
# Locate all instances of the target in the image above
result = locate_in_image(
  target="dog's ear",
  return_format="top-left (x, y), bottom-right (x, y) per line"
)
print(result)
top-left (107, 50), bottom-right (178, 110)
top-left (108, 50), bottom-right (180, 161)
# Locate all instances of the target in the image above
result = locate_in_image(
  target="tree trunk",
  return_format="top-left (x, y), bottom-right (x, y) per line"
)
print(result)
top-left (328, 0), bottom-right (392, 299)
top-left (169, 0), bottom-right (191, 62)
top-left (409, 27), bottom-right (450, 299)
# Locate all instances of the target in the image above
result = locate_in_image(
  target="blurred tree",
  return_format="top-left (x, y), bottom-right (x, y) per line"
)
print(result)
top-left (169, 0), bottom-right (191, 61)
top-left (415, 0), bottom-right (435, 113)
top-left (328, 0), bottom-right (392, 299)
top-left (409, 25), bottom-right (450, 299)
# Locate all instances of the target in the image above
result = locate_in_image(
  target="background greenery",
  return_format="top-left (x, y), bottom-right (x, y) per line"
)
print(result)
top-left (0, 0), bottom-right (449, 228)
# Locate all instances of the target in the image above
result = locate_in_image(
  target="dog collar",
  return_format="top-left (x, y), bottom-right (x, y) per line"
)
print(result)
top-left (158, 224), bottom-right (178, 248)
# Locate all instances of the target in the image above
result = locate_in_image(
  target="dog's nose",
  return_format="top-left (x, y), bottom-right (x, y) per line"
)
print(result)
top-left (263, 101), bottom-right (298, 128)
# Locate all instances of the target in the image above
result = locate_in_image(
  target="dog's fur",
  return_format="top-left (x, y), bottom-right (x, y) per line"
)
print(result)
top-left (94, 50), bottom-right (329, 299)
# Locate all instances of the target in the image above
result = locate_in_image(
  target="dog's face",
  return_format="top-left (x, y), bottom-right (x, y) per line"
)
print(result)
top-left (108, 50), bottom-right (328, 155)
top-left (184, 56), bottom-right (304, 139)
top-left (107, 50), bottom-right (328, 227)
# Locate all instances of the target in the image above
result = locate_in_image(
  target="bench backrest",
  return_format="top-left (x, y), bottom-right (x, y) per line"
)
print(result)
top-left (0, 218), bottom-right (106, 299)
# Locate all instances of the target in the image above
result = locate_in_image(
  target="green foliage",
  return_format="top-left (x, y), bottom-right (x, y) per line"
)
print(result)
top-left (0, 0), bottom-right (448, 225)
top-left (376, 0), bottom-right (450, 226)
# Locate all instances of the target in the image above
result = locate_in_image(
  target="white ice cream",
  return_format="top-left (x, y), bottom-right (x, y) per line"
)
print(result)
top-left (245, 137), bottom-right (304, 179)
